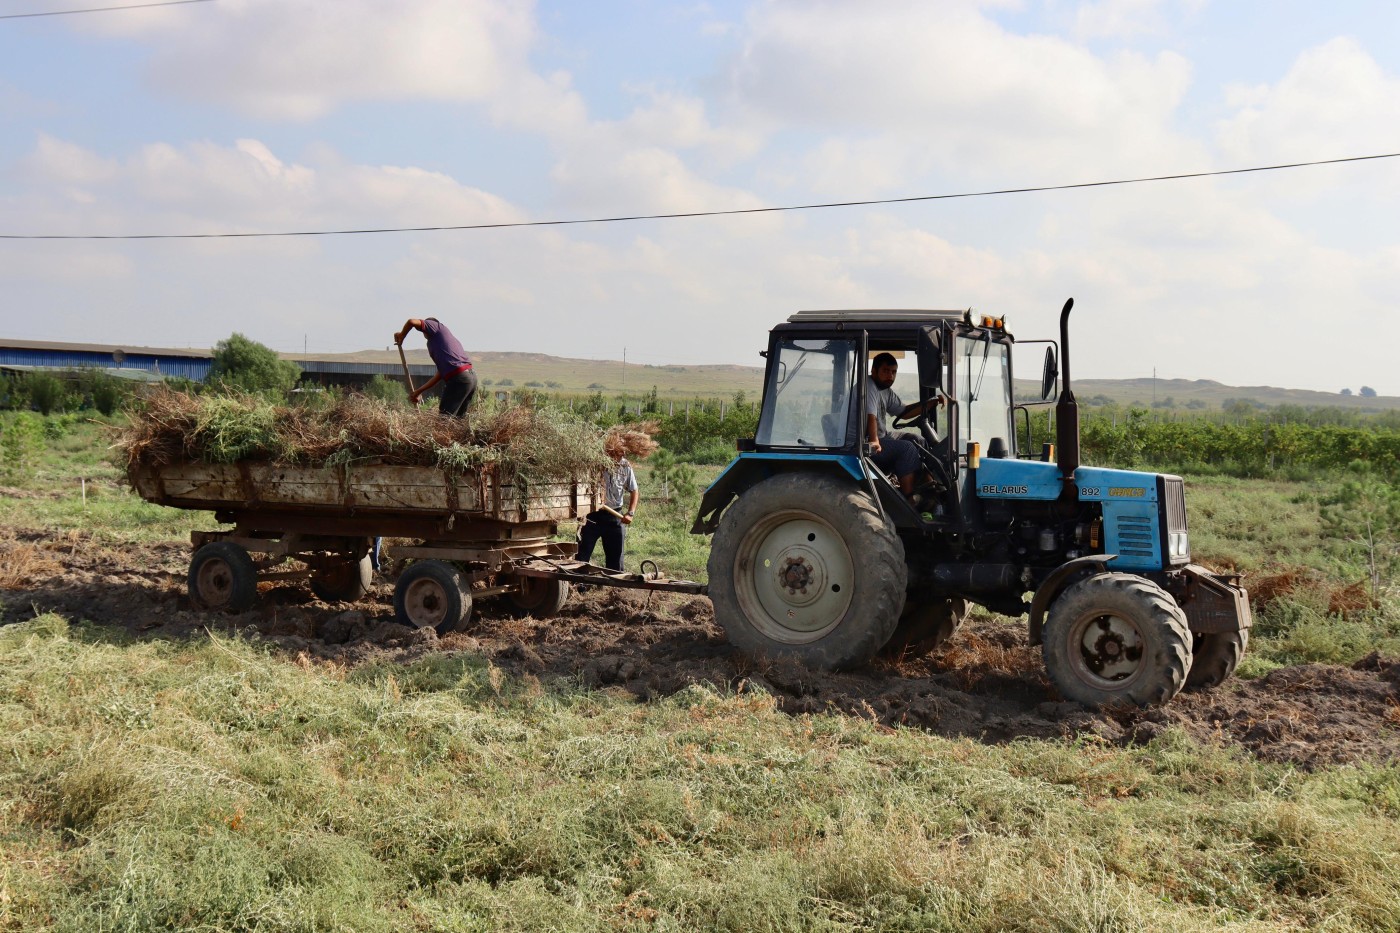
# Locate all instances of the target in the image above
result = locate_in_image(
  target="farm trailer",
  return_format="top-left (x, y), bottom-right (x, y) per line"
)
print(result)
top-left (129, 460), bottom-right (704, 633)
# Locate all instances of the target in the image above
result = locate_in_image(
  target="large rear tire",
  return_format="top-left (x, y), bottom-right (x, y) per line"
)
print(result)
top-left (188, 541), bottom-right (258, 612)
top-left (1043, 573), bottom-right (1192, 708)
top-left (1185, 629), bottom-right (1249, 690)
top-left (707, 473), bottom-right (906, 670)
top-left (881, 592), bottom-right (969, 659)
top-left (393, 560), bottom-right (473, 636)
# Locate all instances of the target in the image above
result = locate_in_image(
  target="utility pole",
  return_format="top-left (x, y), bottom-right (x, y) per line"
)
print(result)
top-left (621, 346), bottom-right (626, 398)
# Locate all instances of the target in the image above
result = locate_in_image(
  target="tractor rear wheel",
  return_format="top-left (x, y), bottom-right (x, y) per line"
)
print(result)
top-left (708, 473), bottom-right (905, 670)
top-left (1043, 573), bottom-right (1192, 708)
top-left (881, 592), bottom-right (969, 659)
top-left (1185, 629), bottom-right (1249, 690)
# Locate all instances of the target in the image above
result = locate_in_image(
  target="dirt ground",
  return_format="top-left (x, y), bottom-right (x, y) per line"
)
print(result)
top-left (2, 526), bottom-right (1397, 770)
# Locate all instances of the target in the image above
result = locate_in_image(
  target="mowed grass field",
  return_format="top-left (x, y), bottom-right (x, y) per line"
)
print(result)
top-left (1, 416), bottom-right (1399, 931)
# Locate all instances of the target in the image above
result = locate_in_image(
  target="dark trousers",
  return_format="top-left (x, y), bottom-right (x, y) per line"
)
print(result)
top-left (439, 369), bottom-right (477, 417)
top-left (577, 511), bottom-right (626, 571)
top-left (374, 369), bottom-right (476, 569)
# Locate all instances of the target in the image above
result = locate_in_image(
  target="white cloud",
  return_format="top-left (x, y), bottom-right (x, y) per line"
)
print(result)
top-left (15, 135), bottom-right (523, 235)
top-left (1217, 37), bottom-right (1400, 163)
top-left (725, 0), bottom-right (1200, 181)
top-left (80, 0), bottom-right (576, 123)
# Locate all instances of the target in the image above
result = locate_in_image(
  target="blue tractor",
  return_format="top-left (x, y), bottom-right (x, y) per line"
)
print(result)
top-left (693, 299), bottom-right (1251, 707)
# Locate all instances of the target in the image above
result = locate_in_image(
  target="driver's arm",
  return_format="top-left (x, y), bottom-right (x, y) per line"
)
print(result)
top-left (865, 414), bottom-right (882, 453)
top-left (897, 396), bottom-right (941, 418)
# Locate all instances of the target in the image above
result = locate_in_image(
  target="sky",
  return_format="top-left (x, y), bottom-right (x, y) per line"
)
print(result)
top-left (2, 0), bottom-right (1399, 395)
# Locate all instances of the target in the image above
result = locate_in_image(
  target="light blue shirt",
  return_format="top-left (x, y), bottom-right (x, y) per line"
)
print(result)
top-left (865, 376), bottom-right (904, 440)
top-left (602, 459), bottom-right (638, 511)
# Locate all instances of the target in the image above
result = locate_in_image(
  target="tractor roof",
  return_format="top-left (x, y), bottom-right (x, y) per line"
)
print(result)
top-left (785, 309), bottom-right (969, 324)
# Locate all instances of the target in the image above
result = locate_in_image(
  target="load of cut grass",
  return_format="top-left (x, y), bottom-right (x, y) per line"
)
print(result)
top-left (117, 388), bottom-right (641, 485)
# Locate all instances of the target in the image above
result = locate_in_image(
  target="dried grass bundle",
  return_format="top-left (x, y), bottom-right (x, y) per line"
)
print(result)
top-left (118, 388), bottom-right (622, 483)
top-left (606, 421), bottom-right (661, 460)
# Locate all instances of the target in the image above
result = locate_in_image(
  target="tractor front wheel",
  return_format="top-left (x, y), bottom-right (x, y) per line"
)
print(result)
top-left (1043, 573), bottom-right (1192, 708)
top-left (708, 473), bottom-right (906, 670)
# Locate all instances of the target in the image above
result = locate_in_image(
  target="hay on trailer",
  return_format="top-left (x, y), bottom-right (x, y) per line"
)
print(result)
top-left (605, 421), bottom-right (660, 461)
top-left (117, 388), bottom-right (633, 484)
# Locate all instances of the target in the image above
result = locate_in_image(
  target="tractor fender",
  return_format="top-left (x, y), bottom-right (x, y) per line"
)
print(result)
top-left (1027, 554), bottom-right (1116, 646)
top-left (691, 453), bottom-right (868, 534)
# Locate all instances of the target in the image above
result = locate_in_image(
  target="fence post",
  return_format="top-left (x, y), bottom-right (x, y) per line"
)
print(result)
top-left (720, 401), bottom-right (726, 419)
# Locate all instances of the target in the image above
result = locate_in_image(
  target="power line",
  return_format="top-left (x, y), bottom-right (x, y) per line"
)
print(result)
top-left (4, 151), bottom-right (1397, 241)
top-left (0, 0), bottom-right (212, 21)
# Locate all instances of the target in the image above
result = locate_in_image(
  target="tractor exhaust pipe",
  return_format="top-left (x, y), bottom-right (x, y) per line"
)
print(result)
top-left (1055, 298), bottom-right (1080, 480)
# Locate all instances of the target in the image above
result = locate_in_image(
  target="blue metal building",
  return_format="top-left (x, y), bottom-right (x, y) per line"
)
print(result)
top-left (0, 339), bottom-right (439, 389)
top-left (0, 339), bottom-right (213, 381)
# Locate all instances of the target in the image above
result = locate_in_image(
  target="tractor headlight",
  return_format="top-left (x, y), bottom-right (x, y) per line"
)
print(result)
top-left (1169, 532), bottom-right (1189, 559)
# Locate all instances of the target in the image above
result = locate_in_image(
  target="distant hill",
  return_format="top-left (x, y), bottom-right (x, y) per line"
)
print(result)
top-left (309, 348), bottom-right (1400, 411)
top-left (1057, 377), bottom-right (1400, 413)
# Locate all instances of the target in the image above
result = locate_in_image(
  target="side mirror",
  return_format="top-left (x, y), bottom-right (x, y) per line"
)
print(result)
top-left (1041, 346), bottom-right (1059, 400)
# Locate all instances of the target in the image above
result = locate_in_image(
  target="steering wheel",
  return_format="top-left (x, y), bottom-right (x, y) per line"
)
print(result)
top-left (892, 397), bottom-right (934, 433)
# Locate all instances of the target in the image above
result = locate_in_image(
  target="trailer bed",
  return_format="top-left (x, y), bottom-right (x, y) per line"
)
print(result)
top-left (128, 459), bottom-right (705, 627)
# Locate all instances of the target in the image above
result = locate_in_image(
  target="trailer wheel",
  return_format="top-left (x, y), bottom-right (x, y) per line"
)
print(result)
top-left (881, 593), bottom-right (969, 659)
top-left (188, 541), bottom-right (258, 612)
top-left (708, 473), bottom-right (906, 670)
top-left (1185, 629), bottom-right (1249, 690)
top-left (502, 576), bottom-right (570, 619)
top-left (394, 560), bottom-right (473, 635)
top-left (1043, 573), bottom-right (1192, 708)
top-left (310, 555), bottom-right (373, 603)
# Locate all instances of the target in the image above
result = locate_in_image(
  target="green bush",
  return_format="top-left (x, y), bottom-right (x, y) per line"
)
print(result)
top-left (1, 373), bottom-right (30, 411)
top-left (78, 369), bottom-right (127, 416)
top-left (0, 411), bottom-right (45, 480)
top-left (26, 372), bottom-right (67, 415)
top-left (362, 375), bottom-right (408, 404)
top-left (207, 333), bottom-right (302, 396)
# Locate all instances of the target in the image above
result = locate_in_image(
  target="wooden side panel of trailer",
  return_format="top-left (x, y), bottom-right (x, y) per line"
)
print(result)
top-left (130, 461), bottom-right (593, 526)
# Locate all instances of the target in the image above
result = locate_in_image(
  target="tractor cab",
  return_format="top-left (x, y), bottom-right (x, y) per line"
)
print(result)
top-left (710, 309), bottom-right (1057, 532)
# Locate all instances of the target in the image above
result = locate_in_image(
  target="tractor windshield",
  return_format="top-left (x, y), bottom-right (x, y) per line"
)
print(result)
top-left (955, 334), bottom-right (1014, 453)
top-left (756, 336), bottom-right (860, 448)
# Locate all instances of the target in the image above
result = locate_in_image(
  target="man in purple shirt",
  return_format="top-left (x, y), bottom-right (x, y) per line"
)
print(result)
top-left (394, 317), bottom-right (477, 416)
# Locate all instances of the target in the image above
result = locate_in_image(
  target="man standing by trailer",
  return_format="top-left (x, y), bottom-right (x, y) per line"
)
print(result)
top-left (394, 317), bottom-right (477, 416)
top-left (577, 435), bottom-right (640, 572)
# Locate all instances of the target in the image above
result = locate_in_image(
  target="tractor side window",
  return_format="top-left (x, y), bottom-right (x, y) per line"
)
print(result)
top-left (955, 335), bottom-right (1014, 453)
top-left (756, 338), bottom-right (859, 448)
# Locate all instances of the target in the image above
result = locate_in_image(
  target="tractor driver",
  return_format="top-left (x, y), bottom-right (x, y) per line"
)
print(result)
top-left (866, 352), bottom-right (941, 496)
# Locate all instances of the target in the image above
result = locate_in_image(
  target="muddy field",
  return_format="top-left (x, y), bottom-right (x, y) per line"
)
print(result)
top-left (2, 526), bottom-right (1397, 770)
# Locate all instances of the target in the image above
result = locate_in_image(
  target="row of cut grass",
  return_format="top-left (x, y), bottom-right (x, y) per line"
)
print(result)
top-left (1, 615), bottom-right (1399, 931)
